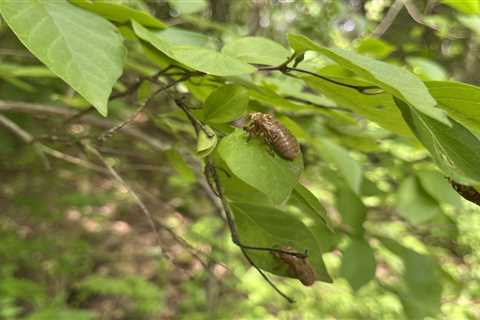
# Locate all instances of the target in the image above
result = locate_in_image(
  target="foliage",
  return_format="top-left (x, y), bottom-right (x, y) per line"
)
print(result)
top-left (1, 0), bottom-right (480, 319)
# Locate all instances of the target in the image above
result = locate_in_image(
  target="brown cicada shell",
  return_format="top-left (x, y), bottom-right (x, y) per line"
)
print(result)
top-left (449, 179), bottom-right (480, 206)
top-left (272, 246), bottom-right (316, 286)
top-left (244, 112), bottom-right (301, 161)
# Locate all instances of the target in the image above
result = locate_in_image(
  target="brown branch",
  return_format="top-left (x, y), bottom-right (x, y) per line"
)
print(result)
top-left (0, 100), bottom-right (170, 152)
top-left (0, 114), bottom-right (106, 173)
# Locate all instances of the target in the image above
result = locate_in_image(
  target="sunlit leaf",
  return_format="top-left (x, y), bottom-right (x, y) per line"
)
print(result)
top-left (71, 0), bottom-right (167, 28)
top-left (0, 0), bottom-right (126, 116)
top-left (222, 36), bottom-right (291, 66)
top-left (426, 80), bottom-right (480, 132)
top-left (217, 129), bottom-right (303, 204)
top-left (132, 21), bottom-right (255, 76)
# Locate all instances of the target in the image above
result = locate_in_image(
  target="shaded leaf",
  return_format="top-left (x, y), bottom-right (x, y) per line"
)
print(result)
top-left (305, 75), bottom-right (412, 136)
top-left (288, 184), bottom-right (337, 252)
top-left (222, 36), bottom-right (291, 66)
top-left (230, 202), bottom-right (332, 283)
top-left (380, 238), bottom-right (443, 319)
top-left (204, 84), bottom-right (249, 123)
top-left (288, 33), bottom-right (449, 125)
top-left (396, 176), bottom-right (443, 224)
top-left (317, 139), bottom-right (362, 193)
top-left (396, 97), bottom-right (480, 185)
top-left (0, 0), bottom-right (126, 116)
top-left (335, 186), bottom-right (367, 236)
top-left (340, 238), bottom-right (376, 291)
top-left (416, 170), bottom-right (463, 208)
top-left (217, 129), bottom-right (303, 204)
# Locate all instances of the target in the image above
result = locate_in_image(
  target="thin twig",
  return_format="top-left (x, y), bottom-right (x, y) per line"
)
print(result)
top-left (372, 0), bottom-right (404, 37)
top-left (0, 114), bottom-right (107, 173)
top-left (174, 96), bottom-right (214, 138)
top-left (0, 100), bottom-right (171, 152)
top-left (204, 160), bottom-right (296, 303)
top-left (98, 74), bottom-right (191, 142)
top-left (82, 143), bottom-right (170, 257)
top-left (61, 67), bottom-right (177, 127)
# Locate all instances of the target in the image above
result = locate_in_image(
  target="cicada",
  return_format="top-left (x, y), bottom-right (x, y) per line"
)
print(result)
top-left (244, 112), bottom-right (300, 160)
top-left (272, 246), bottom-right (316, 286)
top-left (449, 179), bottom-right (480, 206)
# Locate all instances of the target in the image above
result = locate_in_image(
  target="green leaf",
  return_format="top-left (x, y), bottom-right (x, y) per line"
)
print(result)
top-left (305, 74), bottom-right (412, 136)
top-left (441, 0), bottom-right (480, 14)
top-left (196, 126), bottom-right (217, 158)
top-left (458, 14), bottom-right (480, 35)
top-left (396, 176), bottom-right (443, 224)
top-left (221, 36), bottom-right (291, 66)
top-left (168, 0), bottom-right (207, 15)
top-left (230, 202), bottom-right (332, 283)
top-left (215, 165), bottom-right (273, 205)
top-left (426, 81), bottom-right (480, 132)
top-left (406, 57), bottom-right (447, 81)
top-left (288, 184), bottom-right (336, 251)
top-left (26, 308), bottom-right (96, 320)
top-left (396, 97), bottom-right (480, 184)
top-left (165, 150), bottom-right (196, 185)
top-left (354, 37), bottom-right (395, 59)
top-left (217, 129), bottom-right (303, 204)
top-left (71, 0), bottom-right (167, 28)
top-left (203, 84), bottom-right (249, 123)
top-left (287, 33), bottom-right (449, 125)
top-left (380, 238), bottom-right (442, 319)
top-left (0, 0), bottom-right (126, 116)
top-left (416, 170), bottom-right (463, 208)
top-left (317, 139), bottom-right (362, 193)
top-left (335, 186), bottom-right (367, 236)
top-left (340, 238), bottom-right (376, 291)
top-left (155, 27), bottom-right (209, 46)
top-left (132, 21), bottom-right (255, 76)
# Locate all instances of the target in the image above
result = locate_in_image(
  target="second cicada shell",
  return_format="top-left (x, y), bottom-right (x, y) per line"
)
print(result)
top-left (272, 246), bottom-right (316, 286)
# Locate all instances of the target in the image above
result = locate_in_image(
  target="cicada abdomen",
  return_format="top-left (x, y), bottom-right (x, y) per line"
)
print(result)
top-left (449, 179), bottom-right (480, 206)
top-left (244, 112), bottom-right (300, 161)
top-left (272, 246), bottom-right (316, 286)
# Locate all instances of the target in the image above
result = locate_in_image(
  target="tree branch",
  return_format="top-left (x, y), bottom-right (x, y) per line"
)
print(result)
top-left (0, 100), bottom-right (171, 152)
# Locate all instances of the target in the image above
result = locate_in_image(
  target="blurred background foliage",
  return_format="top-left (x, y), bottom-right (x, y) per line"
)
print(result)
top-left (1, 0), bottom-right (480, 319)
